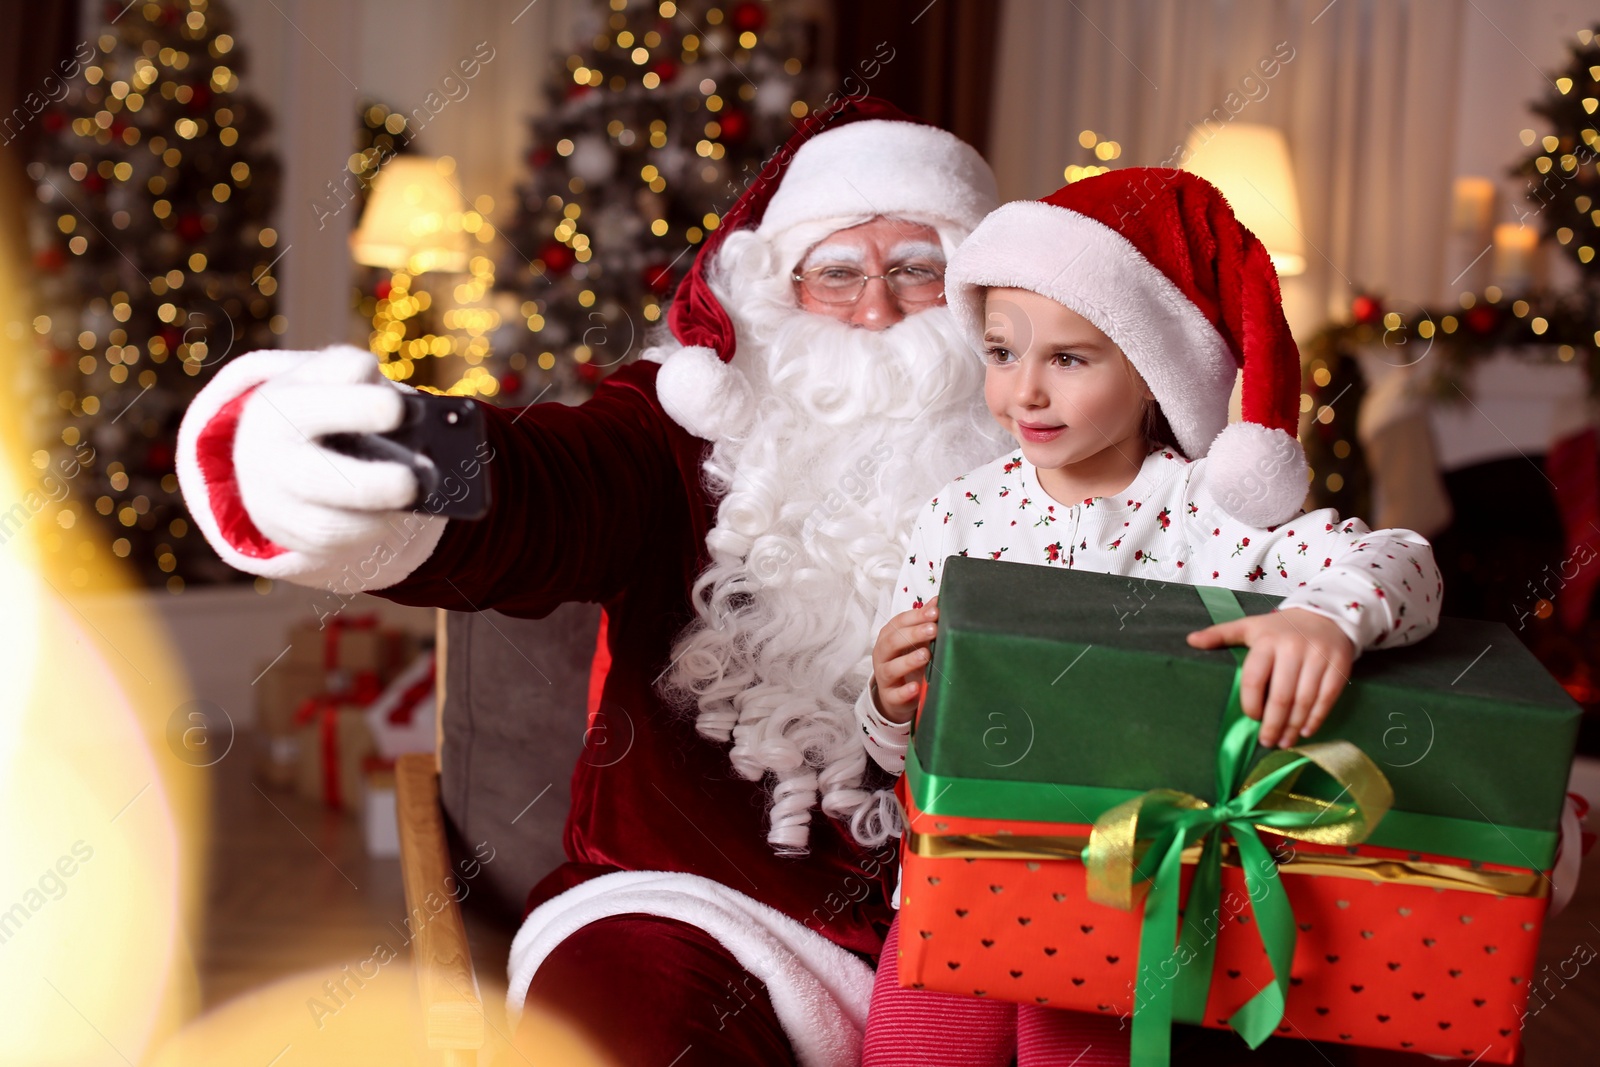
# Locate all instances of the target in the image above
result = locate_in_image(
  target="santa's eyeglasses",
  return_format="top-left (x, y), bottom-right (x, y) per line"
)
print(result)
top-left (790, 262), bottom-right (946, 305)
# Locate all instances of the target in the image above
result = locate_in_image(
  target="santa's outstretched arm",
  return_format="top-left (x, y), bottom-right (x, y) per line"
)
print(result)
top-left (175, 345), bottom-right (447, 592)
top-left (176, 345), bottom-right (695, 618)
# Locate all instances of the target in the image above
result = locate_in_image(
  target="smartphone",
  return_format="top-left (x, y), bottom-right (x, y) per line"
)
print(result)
top-left (321, 392), bottom-right (492, 520)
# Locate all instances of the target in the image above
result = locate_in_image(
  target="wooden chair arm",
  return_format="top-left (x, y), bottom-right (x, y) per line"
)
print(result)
top-left (396, 751), bottom-right (485, 1061)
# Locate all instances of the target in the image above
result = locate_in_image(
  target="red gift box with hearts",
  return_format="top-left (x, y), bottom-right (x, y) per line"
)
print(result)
top-left (896, 776), bottom-right (1550, 1063)
top-left (895, 559), bottom-right (1581, 1064)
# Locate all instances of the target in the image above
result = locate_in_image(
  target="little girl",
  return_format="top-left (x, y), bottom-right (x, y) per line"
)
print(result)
top-left (855, 170), bottom-right (1444, 1067)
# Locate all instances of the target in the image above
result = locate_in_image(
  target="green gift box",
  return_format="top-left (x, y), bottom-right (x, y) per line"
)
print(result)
top-left (912, 555), bottom-right (1581, 875)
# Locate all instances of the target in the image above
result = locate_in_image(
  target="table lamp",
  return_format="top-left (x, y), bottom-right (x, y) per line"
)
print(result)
top-left (1184, 123), bottom-right (1307, 277)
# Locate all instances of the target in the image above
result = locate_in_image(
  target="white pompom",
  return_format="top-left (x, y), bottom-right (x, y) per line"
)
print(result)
top-left (1203, 422), bottom-right (1310, 527)
top-left (655, 345), bottom-right (755, 442)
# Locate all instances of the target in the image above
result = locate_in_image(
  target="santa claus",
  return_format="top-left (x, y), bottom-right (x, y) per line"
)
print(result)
top-left (175, 98), bottom-right (1008, 1065)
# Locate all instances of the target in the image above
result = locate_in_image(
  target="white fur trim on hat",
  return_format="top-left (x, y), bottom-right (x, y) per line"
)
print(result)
top-left (756, 120), bottom-right (998, 240)
top-left (1199, 422), bottom-right (1310, 527)
top-left (655, 344), bottom-right (756, 441)
top-left (944, 200), bottom-right (1237, 463)
top-left (769, 215), bottom-right (875, 277)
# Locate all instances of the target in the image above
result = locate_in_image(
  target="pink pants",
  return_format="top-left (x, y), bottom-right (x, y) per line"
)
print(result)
top-left (863, 913), bottom-right (1131, 1067)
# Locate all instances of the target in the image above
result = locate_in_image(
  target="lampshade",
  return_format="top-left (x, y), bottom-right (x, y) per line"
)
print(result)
top-left (1182, 124), bottom-right (1307, 277)
top-left (350, 156), bottom-right (470, 274)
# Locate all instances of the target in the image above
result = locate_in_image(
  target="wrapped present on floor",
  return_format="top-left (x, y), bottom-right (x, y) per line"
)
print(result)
top-left (360, 653), bottom-right (435, 857)
top-left (293, 684), bottom-right (379, 811)
top-left (257, 661), bottom-right (328, 736)
top-left (363, 649), bottom-right (437, 763)
top-left (253, 660), bottom-right (327, 789)
top-left (285, 613), bottom-right (420, 688)
top-left (257, 733), bottom-right (300, 791)
top-left (896, 557), bottom-right (1581, 1066)
top-left (361, 756), bottom-right (400, 859)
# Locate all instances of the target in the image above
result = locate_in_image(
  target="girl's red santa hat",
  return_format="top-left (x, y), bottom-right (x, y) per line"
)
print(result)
top-left (945, 168), bottom-right (1309, 528)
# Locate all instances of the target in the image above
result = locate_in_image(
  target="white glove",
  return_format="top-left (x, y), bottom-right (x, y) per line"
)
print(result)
top-left (234, 346), bottom-right (423, 556)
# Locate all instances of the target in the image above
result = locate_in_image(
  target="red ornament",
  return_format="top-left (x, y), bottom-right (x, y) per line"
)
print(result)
top-left (576, 361), bottom-right (601, 384)
top-left (565, 82), bottom-right (593, 101)
top-left (188, 85), bottom-right (212, 111)
top-left (374, 278), bottom-right (393, 300)
top-left (146, 442), bottom-right (175, 471)
top-left (1464, 304), bottom-right (1500, 335)
top-left (499, 371), bottom-right (522, 396)
top-left (42, 111), bottom-right (64, 132)
top-left (528, 146), bottom-right (553, 168)
top-left (83, 173), bottom-right (105, 193)
top-left (177, 213), bottom-right (205, 241)
top-left (651, 59), bottom-right (679, 84)
top-left (717, 109), bottom-right (749, 143)
top-left (538, 241), bottom-right (575, 275)
top-left (160, 326), bottom-right (181, 351)
top-left (641, 261), bottom-right (676, 296)
top-left (731, 1), bottom-right (767, 33)
top-left (1350, 294), bottom-right (1382, 325)
top-left (34, 246), bottom-right (65, 273)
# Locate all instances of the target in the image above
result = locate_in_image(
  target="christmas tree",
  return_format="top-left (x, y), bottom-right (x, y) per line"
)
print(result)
top-left (493, 0), bottom-right (821, 404)
top-left (1511, 24), bottom-right (1600, 316)
top-left (27, 0), bottom-right (282, 592)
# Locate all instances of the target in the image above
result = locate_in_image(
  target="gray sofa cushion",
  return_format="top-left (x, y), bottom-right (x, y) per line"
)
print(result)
top-left (440, 601), bottom-right (601, 925)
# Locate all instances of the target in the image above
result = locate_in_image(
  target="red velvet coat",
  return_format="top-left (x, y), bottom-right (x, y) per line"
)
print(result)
top-left (177, 96), bottom-right (927, 969)
top-left (374, 358), bottom-right (899, 962)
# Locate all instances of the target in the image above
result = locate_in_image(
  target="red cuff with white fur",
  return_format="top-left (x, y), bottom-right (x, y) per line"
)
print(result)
top-left (195, 381), bottom-right (285, 560)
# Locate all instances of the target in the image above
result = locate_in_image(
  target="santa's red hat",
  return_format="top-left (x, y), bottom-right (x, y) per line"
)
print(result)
top-left (945, 168), bottom-right (1309, 527)
top-left (655, 96), bottom-right (997, 440)
top-left (668, 97), bottom-right (992, 363)
top-left (668, 97), bottom-right (996, 364)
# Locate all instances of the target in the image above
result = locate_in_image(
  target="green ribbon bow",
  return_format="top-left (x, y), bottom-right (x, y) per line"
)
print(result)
top-left (1081, 585), bottom-right (1394, 1067)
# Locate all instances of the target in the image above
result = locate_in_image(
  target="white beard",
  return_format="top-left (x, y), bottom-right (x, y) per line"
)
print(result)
top-left (662, 230), bottom-right (1009, 856)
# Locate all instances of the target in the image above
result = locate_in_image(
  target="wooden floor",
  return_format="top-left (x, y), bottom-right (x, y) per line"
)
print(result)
top-left (197, 729), bottom-right (516, 1016)
top-left (197, 731), bottom-right (1600, 1065)
top-left (1517, 838), bottom-right (1600, 1066)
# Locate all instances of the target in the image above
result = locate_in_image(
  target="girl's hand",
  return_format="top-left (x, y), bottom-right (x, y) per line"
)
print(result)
top-left (872, 598), bottom-right (940, 725)
top-left (1185, 608), bottom-right (1355, 748)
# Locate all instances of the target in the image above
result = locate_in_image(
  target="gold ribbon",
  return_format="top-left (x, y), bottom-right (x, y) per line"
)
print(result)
top-left (904, 830), bottom-right (1547, 898)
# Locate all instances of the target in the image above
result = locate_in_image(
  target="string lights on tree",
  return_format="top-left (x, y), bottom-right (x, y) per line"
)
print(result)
top-left (494, 0), bottom-right (821, 403)
top-left (27, 0), bottom-right (283, 591)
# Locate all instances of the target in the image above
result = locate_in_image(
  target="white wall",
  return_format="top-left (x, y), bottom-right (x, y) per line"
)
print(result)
top-left (81, 579), bottom-right (437, 733)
